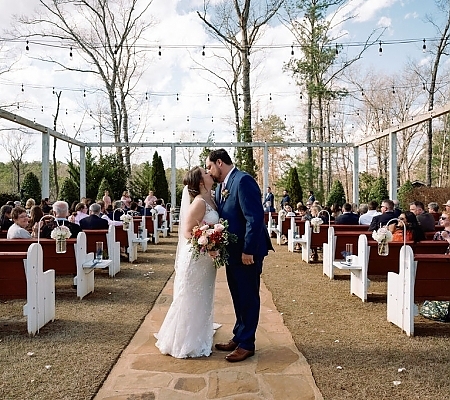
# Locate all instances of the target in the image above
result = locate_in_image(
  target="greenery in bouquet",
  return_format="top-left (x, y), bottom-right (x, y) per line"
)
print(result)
top-left (50, 225), bottom-right (72, 240)
top-left (189, 219), bottom-right (238, 268)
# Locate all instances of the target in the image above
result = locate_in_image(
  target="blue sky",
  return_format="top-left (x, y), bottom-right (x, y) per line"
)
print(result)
top-left (0, 0), bottom-right (447, 165)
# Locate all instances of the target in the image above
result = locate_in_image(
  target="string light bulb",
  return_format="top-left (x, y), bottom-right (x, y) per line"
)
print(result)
top-left (379, 41), bottom-right (382, 55)
top-left (335, 43), bottom-right (339, 55)
top-left (291, 45), bottom-right (294, 56)
top-left (202, 45), bottom-right (205, 56)
top-left (158, 46), bottom-right (161, 56)
top-left (422, 39), bottom-right (426, 52)
top-left (70, 46), bottom-right (73, 58)
top-left (26, 40), bottom-right (29, 51)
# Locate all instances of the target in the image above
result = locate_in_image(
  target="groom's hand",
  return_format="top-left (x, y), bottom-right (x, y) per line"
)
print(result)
top-left (242, 253), bottom-right (254, 265)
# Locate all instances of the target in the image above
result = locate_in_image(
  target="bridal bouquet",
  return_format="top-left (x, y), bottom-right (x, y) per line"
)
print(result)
top-left (189, 219), bottom-right (238, 269)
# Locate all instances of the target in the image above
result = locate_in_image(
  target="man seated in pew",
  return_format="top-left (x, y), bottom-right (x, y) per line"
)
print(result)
top-left (335, 203), bottom-right (359, 225)
top-left (359, 201), bottom-right (380, 225)
top-left (433, 211), bottom-right (450, 254)
top-left (388, 211), bottom-right (425, 243)
top-left (409, 201), bottom-right (435, 233)
top-left (7, 206), bottom-right (32, 239)
top-left (41, 201), bottom-right (82, 239)
top-left (369, 199), bottom-right (397, 231)
top-left (80, 203), bottom-right (109, 230)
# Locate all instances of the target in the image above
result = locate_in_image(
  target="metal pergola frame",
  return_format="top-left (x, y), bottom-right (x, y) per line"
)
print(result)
top-left (2, 102), bottom-right (450, 206)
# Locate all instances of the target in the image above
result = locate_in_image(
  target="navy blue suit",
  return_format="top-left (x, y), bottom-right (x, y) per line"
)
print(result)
top-left (216, 168), bottom-right (273, 351)
top-left (80, 214), bottom-right (109, 230)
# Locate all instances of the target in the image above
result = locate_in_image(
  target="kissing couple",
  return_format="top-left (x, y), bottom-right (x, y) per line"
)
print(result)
top-left (155, 148), bottom-right (273, 362)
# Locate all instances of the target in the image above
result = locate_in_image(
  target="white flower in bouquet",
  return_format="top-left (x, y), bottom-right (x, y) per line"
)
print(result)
top-left (372, 227), bottom-right (393, 243)
top-left (50, 225), bottom-right (71, 240)
top-left (120, 214), bottom-right (133, 223)
top-left (311, 217), bottom-right (323, 226)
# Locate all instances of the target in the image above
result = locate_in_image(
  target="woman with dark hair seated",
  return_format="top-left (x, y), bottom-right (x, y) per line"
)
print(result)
top-left (0, 205), bottom-right (13, 231)
top-left (389, 211), bottom-right (425, 243)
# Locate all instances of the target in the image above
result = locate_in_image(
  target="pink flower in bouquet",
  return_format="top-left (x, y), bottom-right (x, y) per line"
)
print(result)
top-left (197, 235), bottom-right (208, 246)
top-left (214, 223), bottom-right (225, 232)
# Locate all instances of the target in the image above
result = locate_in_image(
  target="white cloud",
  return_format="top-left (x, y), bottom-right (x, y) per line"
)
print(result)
top-left (337, 0), bottom-right (399, 23)
top-left (377, 16), bottom-right (392, 28)
top-left (404, 12), bottom-right (419, 19)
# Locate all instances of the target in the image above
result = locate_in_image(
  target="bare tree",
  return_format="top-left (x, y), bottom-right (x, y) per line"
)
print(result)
top-left (413, 0), bottom-right (450, 186)
top-left (197, 0), bottom-right (284, 176)
top-left (13, 0), bottom-right (154, 175)
top-left (0, 129), bottom-right (33, 193)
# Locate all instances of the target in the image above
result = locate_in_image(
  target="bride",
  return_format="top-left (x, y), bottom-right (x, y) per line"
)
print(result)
top-left (155, 166), bottom-right (219, 358)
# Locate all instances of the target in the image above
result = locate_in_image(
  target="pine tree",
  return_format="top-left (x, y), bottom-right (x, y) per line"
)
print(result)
top-left (150, 152), bottom-right (169, 202)
top-left (21, 172), bottom-right (41, 203)
top-left (368, 177), bottom-right (389, 205)
top-left (326, 180), bottom-right (346, 207)
top-left (129, 162), bottom-right (152, 200)
top-left (397, 180), bottom-right (414, 211)
top-left (97, 177), bottom-right (111, 202)
top-left (60, 177), bottom-right (79, 206)
top-left (285, 167), bottom-right (303, 206)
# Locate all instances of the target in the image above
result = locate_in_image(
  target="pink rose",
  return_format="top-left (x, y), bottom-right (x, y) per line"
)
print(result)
top-left (200, 224), bottom-right (209, 231)
top-left (198, 235), bottom-right (208, 246)
top-left (206, 228), bottom-right (215, 236)
top-left (214, 223), bottom-right (225, 232)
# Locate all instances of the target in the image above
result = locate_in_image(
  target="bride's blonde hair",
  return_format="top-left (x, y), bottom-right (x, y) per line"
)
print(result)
top-left (183, 166), bottom-right (203, 200)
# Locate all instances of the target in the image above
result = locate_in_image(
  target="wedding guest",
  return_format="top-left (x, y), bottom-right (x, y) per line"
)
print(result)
top-left (280, 190), bottom-right (290, 210)
top-left (369, 199), bottom-right (396, 231)
top-left (128, 201), bottom-right (141, 216)
top-left (263, 187), bottom-right (275, 212)
top-left (72, 202), bottom-right (89, 225)
top-left (27, 205), bottom-right (50, 237)
top-left (335, 203), bottom-right (359, 225)
top-left (433, 212), bottom-right (450, 250)
top-left (389, 211), bottom-right (425, 243)
top-left (80, 203), bottom-right (109, 230)
top-left (7, 206), bottom-right (32, 239)
top-left (359, 201), bottom-right (380, 225)
top-left (409, 201), bottom-right (435, 233)
top-left (41, 201), bottom-right (81, 239)
top-left (144, 190), bottom-right (157, 209)
top-left (102, 190), bottom-right (112, 210)
top-left (40, 198), bottom-right (52, 214)
top-left (25, 198), bottom-right (35, 216)
top-left (0, 205), bottom-right (13, 231)
top-left (121, 191), bottom-right (132, 210)
top-left (307, 190), bottom-right (315, 203)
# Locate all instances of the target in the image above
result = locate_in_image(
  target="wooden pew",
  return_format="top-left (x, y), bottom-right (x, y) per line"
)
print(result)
top-left (0, 244), bottom-right (55, 335)
top-left (0, 238), bottom-right (77, 275)
top-left (387, 248), bottom-right (450, 336)
top-left (114, 221), bottom-right (150, 263)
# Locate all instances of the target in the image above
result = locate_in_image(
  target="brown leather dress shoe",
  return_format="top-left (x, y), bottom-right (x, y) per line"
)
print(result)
top-left (215, 340), bottom-right (238, 352)
top-left (225, 347), bottom-right (255, 362)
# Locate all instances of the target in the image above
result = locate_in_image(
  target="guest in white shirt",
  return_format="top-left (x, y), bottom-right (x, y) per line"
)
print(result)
top-left (359, 201), bottom-right (381, 225)
top-left (7, 206), bottom-right (32, 239)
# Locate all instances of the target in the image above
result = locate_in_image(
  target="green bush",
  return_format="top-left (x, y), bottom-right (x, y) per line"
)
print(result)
top-left (21, 172), bottom-right (41, 203)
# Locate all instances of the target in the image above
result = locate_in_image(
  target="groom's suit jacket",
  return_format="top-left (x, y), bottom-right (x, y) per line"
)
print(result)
top-left (216, 168), bottom-right (273, 263)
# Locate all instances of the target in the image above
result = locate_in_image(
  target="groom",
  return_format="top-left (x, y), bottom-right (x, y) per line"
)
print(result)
top-left (206, 149), bottom-right (273, 362)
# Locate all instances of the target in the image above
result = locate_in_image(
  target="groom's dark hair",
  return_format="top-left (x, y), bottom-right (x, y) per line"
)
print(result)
top-left (208, 148), bottom-right (232, 165)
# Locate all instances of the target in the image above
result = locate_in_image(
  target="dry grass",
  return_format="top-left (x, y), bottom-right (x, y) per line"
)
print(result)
top-left (1, 232), bottom-right (450, 400)
top-left (0, 236), bottom-right (175, 400)
top-left (263, 244), bottom-right (450, 400)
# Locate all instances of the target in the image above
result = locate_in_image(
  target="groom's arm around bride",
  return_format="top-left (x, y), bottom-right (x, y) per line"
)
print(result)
top-left (206, 148), bottom-right (274, 362)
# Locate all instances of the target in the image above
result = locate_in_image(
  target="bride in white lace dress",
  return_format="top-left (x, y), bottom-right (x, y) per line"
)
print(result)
top-left (155, 166), bottom-right (219, 358)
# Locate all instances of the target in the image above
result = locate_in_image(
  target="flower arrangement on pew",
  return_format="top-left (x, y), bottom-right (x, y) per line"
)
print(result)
top-left (311, 217), bottom-right (323, 233)
top-left (372, 226), bottom-right (393, 256)
top-left (51, 225), bottom-right (71, 253)
top-left (189, 219), bottom-right (238, 269)
top-left (120, 213), bottom-right (133, 231)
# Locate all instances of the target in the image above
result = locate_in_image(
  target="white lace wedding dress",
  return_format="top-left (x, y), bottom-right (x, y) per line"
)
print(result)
top-left (155, 201), bottom-right (219, 358)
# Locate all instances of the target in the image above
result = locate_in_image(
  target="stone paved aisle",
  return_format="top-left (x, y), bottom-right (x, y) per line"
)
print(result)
top-left (94, 267), bottom-right (323, 400)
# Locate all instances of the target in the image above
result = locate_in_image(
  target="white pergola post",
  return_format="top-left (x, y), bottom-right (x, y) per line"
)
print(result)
top-left (353, 146), bottom-right (359, 204)
top-left (389, 132), bottom-right (397, 200)
top-left (171, 144), bottom-right (176, 207)
top-left (263, 142), bottom-right (269, 200)
top-left (41, 131), bottom-right (50, 199)
top-left (79, 146), bottom-right (86, 199)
